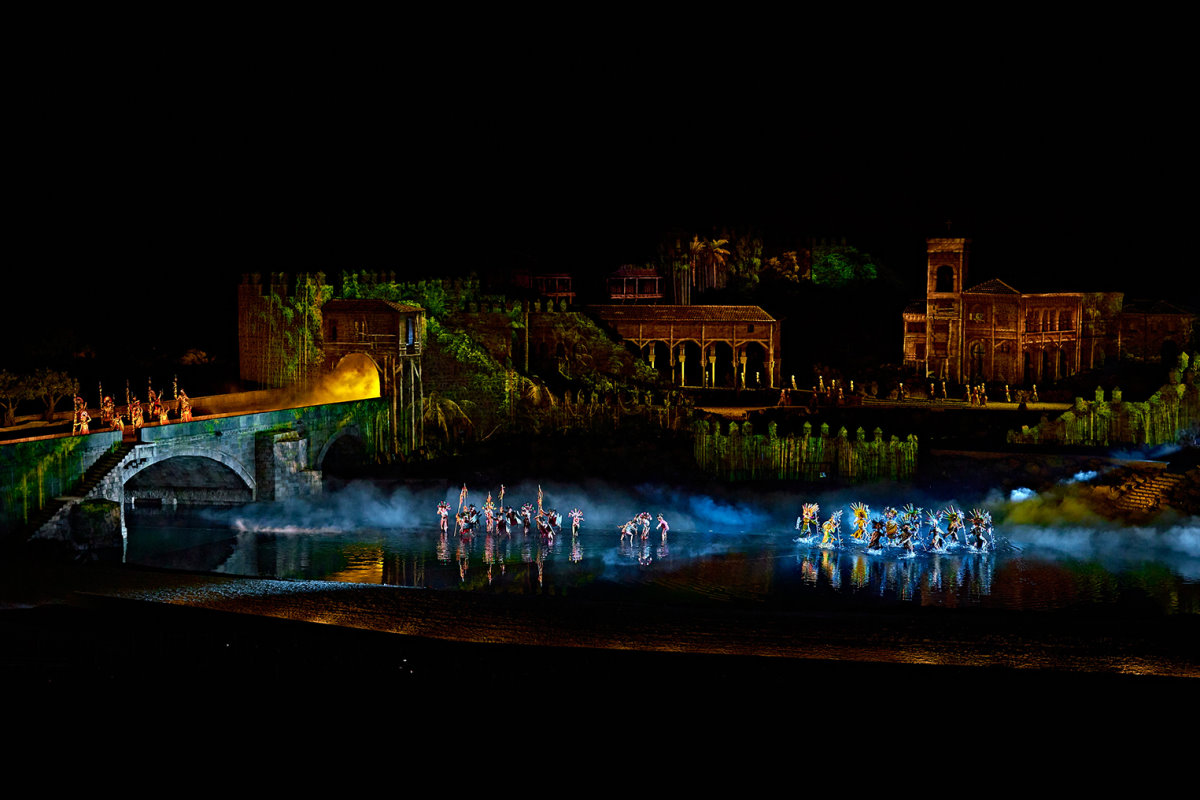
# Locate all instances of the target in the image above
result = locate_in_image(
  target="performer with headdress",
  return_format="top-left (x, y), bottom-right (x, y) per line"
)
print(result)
top-left (76, 408), bottom-right (90, 434)
top-left (796, 503), bottom-right (820, 539)
top-left (943, 506), bottom-right (964, 544)
top-left (178, 390), bottom-right (192, 422)
top-left (926, 509), bottom-right (946, 551)
top-left (484, 492), bottom-right (495, 532)
top-left (882, 506), bottom-right (899, 543)
top-left (72, 395), bottom-right (86, 434)
top-left (849, 502), bottom-right (870, 539)
top-left (568, 508), bottom-right (583, 536)
top-left (821, 510), bottom-right (842, 548)
top-left (867, 518), bottom-right (886, 551)
top-left (968, 508), bottom-right (990, 551)
top-left (656, 513), bottom-right (669, 541)
top-left (437, 500), bottom-right (450, 532)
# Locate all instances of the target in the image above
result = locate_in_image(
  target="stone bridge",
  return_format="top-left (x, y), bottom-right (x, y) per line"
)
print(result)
top-left (3, 397), bottom-right (390, 540)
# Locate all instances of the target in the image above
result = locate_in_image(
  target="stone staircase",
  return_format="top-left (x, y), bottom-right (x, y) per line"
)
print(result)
top-left (20, 442), bottom-right (136, 538)
top-left (1110, 471), bottom-right (1184, 514)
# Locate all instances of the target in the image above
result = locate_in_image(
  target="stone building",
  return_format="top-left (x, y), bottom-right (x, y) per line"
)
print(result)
top-left (587, 304), bottom-right (781, 389)
top-left (903, 238), bottom-right (1194, 385)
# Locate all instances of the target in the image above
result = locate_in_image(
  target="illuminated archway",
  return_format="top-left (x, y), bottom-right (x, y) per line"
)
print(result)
top-left (326, 353), bottom-right (382, 401)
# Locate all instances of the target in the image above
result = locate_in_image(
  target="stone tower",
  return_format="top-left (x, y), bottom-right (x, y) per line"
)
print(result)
top-left (924, 238), bottom-right (970, 383)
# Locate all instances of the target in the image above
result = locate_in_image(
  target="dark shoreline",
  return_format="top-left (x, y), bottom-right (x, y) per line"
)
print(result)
top-left (3, 557), bottom-right (1197, 709)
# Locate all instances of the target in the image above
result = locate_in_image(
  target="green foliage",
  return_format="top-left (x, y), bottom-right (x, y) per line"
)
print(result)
top-left (725, 231), bottom-right (764, 292)
top-left (341, 273), bottom-right (450, 320)
top-left (255, 272), bottom-right (331, 388)
top-left (811, 244), bottom-right (878, 288)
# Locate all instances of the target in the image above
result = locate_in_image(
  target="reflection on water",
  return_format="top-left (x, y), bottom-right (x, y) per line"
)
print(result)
top-left (124, 504), bottom-right (1200, 615)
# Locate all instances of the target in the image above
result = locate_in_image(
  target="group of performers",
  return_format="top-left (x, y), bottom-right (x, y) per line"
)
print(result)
top-left (619, 511), bottom-right (669, 542)
top-left (77, 388), bottom-right (192, 435)
top-left (438, 484), bottom-right (584, 541)
top-left (797, 501), bottom-right (994, 554)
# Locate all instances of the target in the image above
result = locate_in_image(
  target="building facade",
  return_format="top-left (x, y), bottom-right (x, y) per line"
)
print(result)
top-left (902, 238), bottom-right (1193, 385)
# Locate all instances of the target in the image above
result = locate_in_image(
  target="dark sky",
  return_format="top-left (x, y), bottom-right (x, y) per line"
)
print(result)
top-left (6, 43), bottom-right (1194, 368)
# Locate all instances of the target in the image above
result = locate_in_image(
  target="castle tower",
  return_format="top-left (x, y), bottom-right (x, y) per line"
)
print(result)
top-left (924, 238), bottom-right (970, 383)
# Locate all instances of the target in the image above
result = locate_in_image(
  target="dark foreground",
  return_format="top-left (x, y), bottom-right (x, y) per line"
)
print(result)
top-left (3, 558), bottom-right (1196, 719)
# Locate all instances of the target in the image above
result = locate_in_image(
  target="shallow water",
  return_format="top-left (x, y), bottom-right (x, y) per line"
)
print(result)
top-left (122, 479), bottom-right (1200, 616)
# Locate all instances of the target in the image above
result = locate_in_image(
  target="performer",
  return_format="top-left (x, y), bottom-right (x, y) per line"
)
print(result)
top-left (796, 503), bottom-right (820, 538)
top-left (898, 522), bottom-right (916, 555)
top-left (178, 390), bottom-right (192, 422)
top-left (483, 492), bottom-right (495, 533)
top-left (568, 508), bottom-right (584, 536)
top-left (867, 518), bottom-right (886, 550)
top-left (968, 509), bottom-right (990, 551)
top-left (656, 514), bottom-right (669, 541)
top-left (130, 399), bottom-right (144, 429)
top-left (943, 506), bottom-right (964, 544)
top-left (849, 502), bottom-right (870, 539)
top-left (619, 520), bottom-right (637, 540)
top-left (76, 408), bottom-right (90, 434)
top-left (926, 510), bottom-right (946, 551)
top-left (72, 396), bottom-right (86, 434)
top-left (820, 510), bottom-right (842, 547)
top-left (882, 506), bottom-right (899, 542)
top-left (100, 396), bottom-right (115, 425)
top-left (437, 500), bottom-right (450, 532)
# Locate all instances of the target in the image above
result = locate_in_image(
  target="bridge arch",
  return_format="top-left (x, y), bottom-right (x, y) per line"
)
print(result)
top-left (317, 423), bottom-right (368, 476)
top-left (124, 446), bottom-right (256, 499)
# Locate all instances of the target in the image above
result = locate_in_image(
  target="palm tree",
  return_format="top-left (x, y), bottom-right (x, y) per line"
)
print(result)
top-left (423, 391), bottom-right (475, 449)
top-left (689, 236), bottom-right (730, 293)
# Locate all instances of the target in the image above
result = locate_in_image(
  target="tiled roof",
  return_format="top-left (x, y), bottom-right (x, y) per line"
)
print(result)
top-left (323, 299), bottom-right (424, 314)
top-left (587, 304), bottom-right (777, 323)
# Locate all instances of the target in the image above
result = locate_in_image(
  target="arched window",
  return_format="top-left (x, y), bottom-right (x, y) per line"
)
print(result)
top-left (935, 265), bottom-right (955, 293)
top-left (970, 341), bottom-right (985, 380)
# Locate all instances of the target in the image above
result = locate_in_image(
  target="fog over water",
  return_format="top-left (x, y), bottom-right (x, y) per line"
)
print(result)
top-left (178, 473), bottom-right (1200, 585)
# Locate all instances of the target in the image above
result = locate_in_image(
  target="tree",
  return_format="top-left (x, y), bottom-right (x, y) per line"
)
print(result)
top-left (422, 391), bottom-right (474, 451)
top-left (30, 368), bottom-right (77, 422)
top-left (811, 244), bottom-right (878, 288)
top-left (0, 370), bottom-right (32, 427)
top-left (689, 236), bottom-right (730, 293)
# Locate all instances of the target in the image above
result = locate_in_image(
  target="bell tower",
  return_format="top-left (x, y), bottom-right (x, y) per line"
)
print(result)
top-left (924, 238), bottom-right (970, 383)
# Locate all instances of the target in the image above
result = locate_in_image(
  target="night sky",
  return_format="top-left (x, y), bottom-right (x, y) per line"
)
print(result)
top-left (6, 43), bottom-right (1193, 372)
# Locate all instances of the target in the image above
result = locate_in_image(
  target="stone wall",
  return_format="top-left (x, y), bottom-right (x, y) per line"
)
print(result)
top-left (0, 429), bottom-right (123, 533)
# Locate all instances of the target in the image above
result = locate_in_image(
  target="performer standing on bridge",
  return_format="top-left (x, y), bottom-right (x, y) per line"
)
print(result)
top-left (178, 390), bottom-right (192, 422)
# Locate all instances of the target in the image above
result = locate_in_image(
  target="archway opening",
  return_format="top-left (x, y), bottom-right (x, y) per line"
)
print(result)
top-left (314, 353), bottom-right (382, 403)
top-left (125, 455), bottom-right (254, 505)
top-left (320, 429), bottom-right (368, 479)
